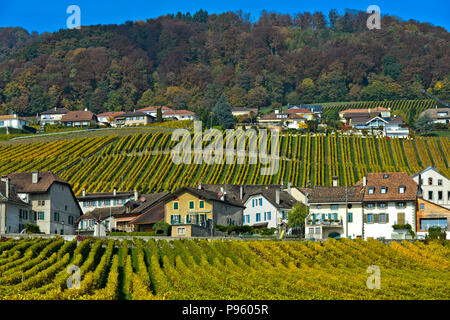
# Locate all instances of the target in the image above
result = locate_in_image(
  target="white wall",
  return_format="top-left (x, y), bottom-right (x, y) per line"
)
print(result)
top-left (413, 168), bottom-right (450, 209)
top-left (243, 195), bottom-right (286, 229)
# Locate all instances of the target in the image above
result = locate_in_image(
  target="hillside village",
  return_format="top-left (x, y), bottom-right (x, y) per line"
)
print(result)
top-left (1, 165), bottom-right (449, 240)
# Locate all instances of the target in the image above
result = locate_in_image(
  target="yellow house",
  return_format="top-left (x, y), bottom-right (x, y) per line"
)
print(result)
top-left (164, 187), bottom-right (244, 237)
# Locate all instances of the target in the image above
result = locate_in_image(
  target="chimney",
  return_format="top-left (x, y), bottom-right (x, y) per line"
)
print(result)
top-left (276, 189), bottom-right (280, 205)
top-left (240, 185), bottom-right (243, 200)
top-left (2, 177), bottom-right (10, 199)
top-left (82, 188), bottom-right (86, 197)
top-left (363, 176), bottom-right (367, 187)
top-left (84, 108), bottom-right (88, 112)
top-left (287, 182), bottom-right (292, 195)
top-left (113, 187), bottom-right (117, 196)
top-left (32, 171), bottom-right (39, 184)
top-left (332, 176), bottom-right (338, 187)
top-left (198, 183), bottom-right (202, 190)
top-left (219, 187), bottom-right (225, 201)
top-left (134, 190), bottom-right (139, 201)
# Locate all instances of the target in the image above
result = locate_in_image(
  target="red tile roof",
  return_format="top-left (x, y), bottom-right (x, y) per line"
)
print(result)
top-left (61, 111), bottom-right (96, 122)
top-left (340, 107), bottom-right (389, 114)
top-left (97, 111), bottom-right (125, 117)
top-left (163, 109), bottom-right (195, 115)
top-left (137, 106), bottom-right (173, 112)
top-left (285, 108), bottom-right (311, 114)
top-left (363, 172), bottom-right (418, 201)
top-left (8, 171), bottom-right (70, 193)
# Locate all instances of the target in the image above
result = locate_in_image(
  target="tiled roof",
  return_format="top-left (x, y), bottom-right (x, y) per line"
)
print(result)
top-left (41, 108), bottom-right (70, 115)
top-left (0, 179), bottom-right (30, 205)
top-left (163, 109), bottom-right (195, 115)
top-left (169, 187), bottom-right (245, 208)
top-left (130, 192), bottom-right (170, 214)
top-left (8, 171), bottom-right (69, 193)
top-left (130, 201), bottom-right (165, 224)
top-left (0, 114), bottom-right (28, 121)
top-left (75, 206), bottom-right (126, 223)
top-left (285, 108), bottom-right (311, 114)
top-left (363, 172), bottom-right (418, 201)
top-left (97, 111), bottom-right (125, 117)
top-left (303, 186), bottom-right (365, 203)
top-left (77, 191), bottom-right (135, 201)
top-left (137, 106), bottom-right (173, 112)
top-left (340, 107), bottom-right (389, 114)
top-left (61, 111), bottom-right (96, 122)
top-left (420, 108), bottom-right (450, 120)
top-left (113, 111), bottom-right (153, 118)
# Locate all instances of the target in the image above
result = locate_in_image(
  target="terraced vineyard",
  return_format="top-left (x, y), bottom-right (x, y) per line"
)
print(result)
top-left (0, 130), bottom-right (449, 195)
top-left (0, 238), bottom-right (448, 300)
top-left (315, 99), bottom-right (437, 116)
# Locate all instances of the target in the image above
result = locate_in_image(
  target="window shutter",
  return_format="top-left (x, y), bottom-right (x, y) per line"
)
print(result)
top-left (363, 214), bottom-right (368, 223)
top-left (374, 214), bottom-right (379, 223)
top-left (386, 214), bottom-right (389, 223)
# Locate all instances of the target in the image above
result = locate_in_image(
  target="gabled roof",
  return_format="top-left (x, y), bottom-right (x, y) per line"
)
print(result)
top-left (0, 114), bottom-right (28, 121)
top-left (8, 171), bottom-right (69, 193)
top-left (41, 108), bottom-right (70, 115)
top-left (77, 191), bottom-right (135, 201)
top-left (243, 189), bottom-right (297, 209)
top-left (130, 201), bottom-right (165, 225)
top-left (340, 107), bottom-right (389, 115)
top-left (419, 108), bottom-right (450, 120)
top-left (363, 172), bottom-right (418, 201)
top-left (285, 108), bottom-right (311, 114)
top-left (302, 186), bottom-right (365, 204)
top-left (137, 106), bottom-right (173, 112)
top-left (75, 206), bottom-right (125, 224)
top-left (113, 111), bottom-right (154, 118)
top-left (163, 109), bottom-right (195, 115)
top-left (411, 166), bottom-right (448, 179)
top-left (0, 179), bottom-right (31, 206)
top-left (97, 111), bottom-right (125, 117)
top-left (130, 192), bottom-right (170, 214)
top-left (167, 187), bottom-right (245, 208)
top-left (61, 111), bottom-right (96, 122)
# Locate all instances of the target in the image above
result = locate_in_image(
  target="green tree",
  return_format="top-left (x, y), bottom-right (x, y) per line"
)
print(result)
top-left (156, 107), bottom-right (163, 122)
top-left (415, 114), bottom-right (433, 134)
top-left (213, 94), bottom-right (235, 129)
top-left (287, 203), bottom-right (308, 228)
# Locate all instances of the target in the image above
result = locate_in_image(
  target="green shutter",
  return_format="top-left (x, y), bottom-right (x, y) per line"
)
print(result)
top-left (373, 214), bottom-right (379, 223)
top-left (386, 213), bottom-right (389, 223)
top-left (363, 214), bottom-right (368, 223)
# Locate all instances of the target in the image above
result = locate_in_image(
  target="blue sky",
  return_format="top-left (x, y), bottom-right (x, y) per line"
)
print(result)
top-left (1, 0), bottom-right (448, 33)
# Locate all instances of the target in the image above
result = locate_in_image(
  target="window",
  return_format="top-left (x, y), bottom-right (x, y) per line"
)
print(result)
top-left (309, 228), bottom-right (314, 234)
top-left (315, 227), bottom-right (321, 234)
top-left (256, 213), bottom-right (261, 222)
top-left (438, 179), bottom-right (443, 186)
top-left (399, 186), bottom-right (405, 194)
top-left (428, 177), bottom-right (433, 185)
top-left (428, 191), bottom-right (433, 200)
top-left (68, 216), bottom-right (74, 225)
top-left (383, 174), bottom-right (389, 179)
top-left (54, 212), bottom-right (59, 222)
top-left (397, 202), bottom-right (406, 209)
top-left (448, 191), bottom-right (450, 201)
top-left (330, 204), bottom-right (339, 211)
top-left (281, 211), bottom-right (285, 220)
top-left (397, 213), bottom-right (405, 225)
top-left (38, 200), bottom-right (45, 206)
top-left (367, 214), bottom-right (374, 223)
top-left (420, 203), bottom-right (425, 210)
top-left (104, 200), bottom-right (110, 206)
top-left (267, 212), bottom-right (271, 220)
top-left (173, 202), bottom-right (179, 210)
top-left (264, 212), bottom-right (267, 221)
top-left (380, 187), bottom-right (387, 194)
top-left (199, 200), bottom-right (204, 209)
top-left (347, 212), bottom-right (353, 223)
top-left (317, 205), bottom-right (322, 209)
top-left (189, 201), bottom-right (194, 209)
top-left (438, 191), bottom-right (443, 201)
top-left (379, 214), bottom-right (387, 223)
top-left (113, 199), bottom-right (117, 206)
top-left (38, 212), bottom-right (45, 220)
top-left (368, 187), bottom-right (375, 194)
top-left (420, 218), bottom-right (447, 231)
top-left (170, 215), bottom-right (181, 224)
top-left (366, 203), bottom-right (375, 209)
top-left (176, 227), bottom-right (186, 235)
top-left (378, 202), bottom-right (387, 209)
top-left (259, 198), bottom-right (263, 206)
top-left (252, 199), bottom-right (255, 207)
top-left (83, 201), bottom-right (87, 207)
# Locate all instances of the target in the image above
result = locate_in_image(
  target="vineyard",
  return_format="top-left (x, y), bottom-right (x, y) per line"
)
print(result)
top-left (316, 99), bottom-right (437, 117)
top-left (0, 128), bottom-right (448, 195)
top-left (0, 238), bottom-right (448, 300)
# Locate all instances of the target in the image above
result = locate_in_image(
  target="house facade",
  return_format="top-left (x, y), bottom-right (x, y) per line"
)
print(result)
top-left (96, 111), bottom-right (125, 125)
top-left (0, 114), bottom-right (29, 130)
top-left (137, 106), bottom-right (174, 117)
top-left (112, 111), bottom-right (155, 127)
top-left (362, 172), bottom-right (418, 240)
top-left (412, 166), bottom-right (450, 209)
top-left (164, 187), bottom-right (243, 237)
top-left (7, 171), bottom-right (82, 235)
top-left (0, 177), bottom-right (34, 234)
top-left (415, 198), bottom-right (450, 238)
top-left (419, 108), bottom-right (450, 124)
top-left (162, 110), bottom-right (197, 121)
top-left (61, 110), bottom-right (98, 127)
top-left (40, 108), bottom-right (69, 125)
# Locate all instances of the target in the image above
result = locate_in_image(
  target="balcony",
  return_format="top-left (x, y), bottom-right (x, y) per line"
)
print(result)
top-left (306, 219), bottom-right (343, 228)
top-left (171, 220), bottom-right (207, 228)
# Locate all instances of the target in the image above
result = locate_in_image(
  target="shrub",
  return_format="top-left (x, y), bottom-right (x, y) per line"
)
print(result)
top-left (25, 223), bottom-right (40, 234)
top-left (110, 232), bottom-right (156, 236)
top-left (425, 226), bottom-right (447, 241)
top-left (153, 222), bottom-right (171, 236)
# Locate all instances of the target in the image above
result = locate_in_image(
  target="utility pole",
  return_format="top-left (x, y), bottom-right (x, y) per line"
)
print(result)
top-left (345, 185), bottom-right (348, 239)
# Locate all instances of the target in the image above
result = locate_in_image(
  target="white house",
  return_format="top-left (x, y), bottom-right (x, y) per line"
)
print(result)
top-left (137, 106), bottom-right (174, 117)
top-left (298, 177), bottom-right (365, 240)
top-left (242, 188), bottom-right (296, 229)
top-left (40, 108), bottom-right (69, 125)
top-left (7, 171), bottom-right (82, 235)
top-left (412, 166), bottom-right (450, 209)
top-left (362, 172), bottom-right (418, 240)
top-left (0, 177), bottom-right (34, 234)
top-left (77, 189), bottom-right (140, 214)
top-left (419, 108), bottom-right (450, 124)
top-left (96, 111), bottom-right (125, 125)
top-left (162, 109), bottom-right (197, 121)
top-left (0, 114), bottom-right (29, 130)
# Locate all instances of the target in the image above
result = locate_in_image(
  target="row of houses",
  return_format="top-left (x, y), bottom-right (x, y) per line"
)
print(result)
top-left (39, 106), bottom-right (197, 127)
top-left (1, 167), bottom-right (449, 239)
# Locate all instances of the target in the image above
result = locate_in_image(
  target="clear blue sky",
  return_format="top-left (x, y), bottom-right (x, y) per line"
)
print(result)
top-left (1, 0), bottom-right (448, 33)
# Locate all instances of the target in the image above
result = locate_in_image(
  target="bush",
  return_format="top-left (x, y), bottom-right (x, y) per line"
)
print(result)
top-left (215, 225), bottom-right (254, 235)
top-left (425, 226), bottom-right (447, 241)
top-left (257, 228), bottom-right (277, 236)
top-left (392, 224), bottom-right (415, 238)
top-left (24, 223), bottom-right (40, 234)
top-left (153, 221), bottom-right (171, 236)
top-left (110, 232), bottom-right (156, 236)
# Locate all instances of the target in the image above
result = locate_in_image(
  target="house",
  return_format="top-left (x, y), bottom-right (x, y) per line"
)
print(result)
top-left (0, 114), bottom-right (29, 130)
top-left (419, 108), bottom-right (450, 124)
top-left (415, 198), bottom-right (450, 239)
top-left (40, 108), bottom-right (69, 125)
top-left (339, 107), bottom-right (391, 124)
top-left (258, 110), bottom-right (310, 130)
top-left (61, 110), bottom-right (98, 127)
top-left (137, 106), bottom-right (174, 117)
top-left (164, 186), bottom-right (244, 237)
top-left (7, 171), bottom-right (82, 235)
top-left (299, 177), bottom-right (365, 240)
top-left (242, 188), bottom-right (296, 229)
top-left (0, 177), bottom-right (34, 234)
top-left (412, 166), bottom-right (450, 209)
top-left (75, 206), bottom-right (123, 236)
top-left (77, 189), bottom-right (140, 214)
top-left (362, 172), bottom-right (418, 240)
top-left (129, 192), bottom-right (170, 232)
top-left (112, 111), bottom-right (155, 127)
top-left (96, 111), bottom-right (125, 125)
top-left (288, 105), bottom-right (322, 118)
top-left (162, 110), bottom-right (197, 121)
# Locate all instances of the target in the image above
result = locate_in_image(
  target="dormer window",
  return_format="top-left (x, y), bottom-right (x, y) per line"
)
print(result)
top-left (399, 186), bottom-right (405, 194)
top-left (383, 174), bottom-right (389, 179)
top-left (380, 187), bottom-right (387, 194)
top-left (368, 187), bottom-right (375, 194)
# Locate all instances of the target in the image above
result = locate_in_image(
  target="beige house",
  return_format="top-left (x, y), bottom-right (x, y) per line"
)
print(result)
top-left (61, 110), bottom-right (98, 127)
top-left (7, 171), bottom-right (82, 235)
top-left (40, 107), bottom-right (69, 125)
top-left (113, 111), bottom-right (155, 127)
top-left (0, 177), bottom-right (34, 234)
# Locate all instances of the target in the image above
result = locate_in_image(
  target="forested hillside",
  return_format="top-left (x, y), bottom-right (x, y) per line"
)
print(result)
top-left (0, 9), bottom-right (449, 118)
